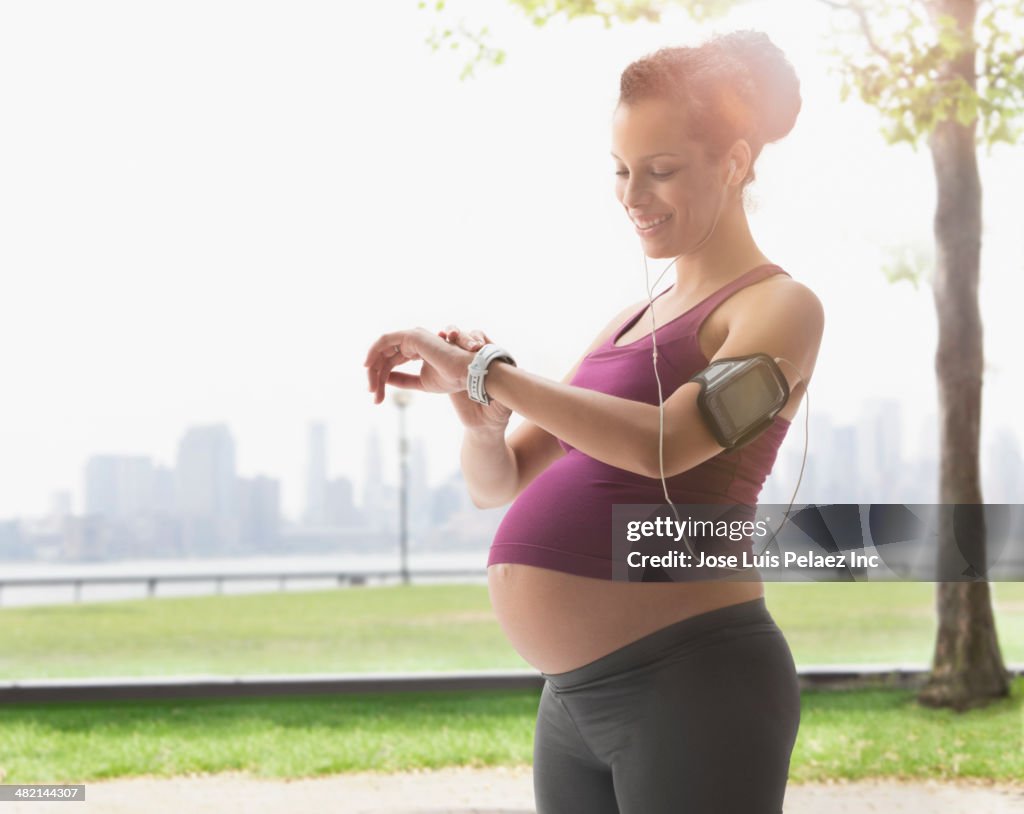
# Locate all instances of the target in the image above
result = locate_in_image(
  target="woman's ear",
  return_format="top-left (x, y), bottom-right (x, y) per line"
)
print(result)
top-left (726, 140), bottom-right (753, 184)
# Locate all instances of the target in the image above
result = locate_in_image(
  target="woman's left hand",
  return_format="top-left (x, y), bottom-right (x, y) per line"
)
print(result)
top-left (364, 326), bottom-right (475, 404)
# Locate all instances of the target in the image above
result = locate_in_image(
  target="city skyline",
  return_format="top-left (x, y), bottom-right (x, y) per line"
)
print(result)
top-left (3, 401), bottom-right (1020, 530)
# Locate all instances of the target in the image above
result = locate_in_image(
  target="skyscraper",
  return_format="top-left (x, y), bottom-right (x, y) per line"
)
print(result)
top-left (325, 476), bottom-right (361, 527)
top-left (986, 426), bottom-right (1022, 503)
top-left (304, 421), bottom-right (328, 527)
top-left (239, 475), bottom-right (281, 551)
top-left (858, 398), bottom-right (904, 501)
top-left (409, 437), bottom-right (431, 541)
top-left (363, 427), bottom-right (395, 533)
top-left (175, 424), bottom-right (239, 554)
top-left (83, 455), bottom-right (157, 519)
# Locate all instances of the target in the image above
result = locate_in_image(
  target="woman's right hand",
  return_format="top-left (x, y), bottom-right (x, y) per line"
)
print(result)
top-left (438, 325), bottom-right (513, 434)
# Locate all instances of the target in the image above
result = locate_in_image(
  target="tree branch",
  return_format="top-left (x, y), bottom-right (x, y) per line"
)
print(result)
top-left (817, 0), bottom-right (895, 62)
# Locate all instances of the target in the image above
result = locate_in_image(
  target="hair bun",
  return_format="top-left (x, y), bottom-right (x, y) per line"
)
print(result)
top-left (713, 30), bottom-right (801, 143)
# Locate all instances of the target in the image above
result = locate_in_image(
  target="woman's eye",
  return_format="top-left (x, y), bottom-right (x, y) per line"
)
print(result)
top-left (615, 170), bottom-right (675, 179)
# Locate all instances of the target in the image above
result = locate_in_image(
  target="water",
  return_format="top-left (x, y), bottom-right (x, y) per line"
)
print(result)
top-left (0, 551), bottom-right (488, 607)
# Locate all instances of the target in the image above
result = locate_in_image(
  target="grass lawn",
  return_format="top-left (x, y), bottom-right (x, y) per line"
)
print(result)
top-left (0, 681), bottom-right (1021, 784)
top-left (1, 581), bottom-right (1022, 784)
top-left (1, 581), bottom-right (1022, 679)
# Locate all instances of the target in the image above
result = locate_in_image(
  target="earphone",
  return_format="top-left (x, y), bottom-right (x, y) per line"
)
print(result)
top-left (637, 157), bottom-right (810, 573)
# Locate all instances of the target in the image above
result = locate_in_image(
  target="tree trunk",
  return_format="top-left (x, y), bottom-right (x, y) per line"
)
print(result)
top-left (917, 0), bottom-right (1010, 711)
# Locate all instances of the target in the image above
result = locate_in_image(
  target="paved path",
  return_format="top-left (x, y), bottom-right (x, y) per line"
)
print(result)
top-left (4, 766), bottom-right (1024, 813)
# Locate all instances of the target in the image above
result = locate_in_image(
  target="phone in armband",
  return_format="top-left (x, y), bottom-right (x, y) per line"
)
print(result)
top-left (688, 352), bottom-right (790, 450)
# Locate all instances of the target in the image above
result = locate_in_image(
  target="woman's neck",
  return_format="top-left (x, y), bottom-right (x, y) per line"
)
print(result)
top-left (670, 204), bottom-right (768, 295)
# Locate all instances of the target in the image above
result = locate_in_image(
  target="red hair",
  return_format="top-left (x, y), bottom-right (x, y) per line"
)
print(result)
top-left (617, 30), bottom-right (801, 188)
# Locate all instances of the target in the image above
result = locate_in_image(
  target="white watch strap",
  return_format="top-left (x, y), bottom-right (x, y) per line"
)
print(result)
top-left (466, 343), bottom-right (516, 405)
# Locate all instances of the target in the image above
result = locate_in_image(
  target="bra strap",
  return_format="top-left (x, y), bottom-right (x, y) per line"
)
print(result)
top-left (688, 265), bottom-right (790, 329)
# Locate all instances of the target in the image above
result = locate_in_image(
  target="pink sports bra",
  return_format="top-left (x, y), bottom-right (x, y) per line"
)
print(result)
top-left (487, 264), bottom-right (793, 580)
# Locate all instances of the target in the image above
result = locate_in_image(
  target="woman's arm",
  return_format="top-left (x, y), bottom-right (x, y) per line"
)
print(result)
top-left (365, 283), bottom-right (823, 480)
top-left (459, 426), bottom-right (519, 509)
top-left (458, 300), bottom-right (648, 508)
top-left (483, 282), bottom-right (824, 479)
top-left (482, 364), bottom-right (667, 478)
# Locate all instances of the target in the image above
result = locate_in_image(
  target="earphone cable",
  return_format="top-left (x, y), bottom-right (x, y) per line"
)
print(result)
top-left (641, 250), bottom-right (810, 573)
top-left (756, 357), bottom-right (809, 556)
top-left (641, 172), bottom-right (743, 567)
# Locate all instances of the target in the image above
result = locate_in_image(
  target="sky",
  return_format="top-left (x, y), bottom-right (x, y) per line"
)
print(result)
top-left (1, 0), bottom-right (1021, 522)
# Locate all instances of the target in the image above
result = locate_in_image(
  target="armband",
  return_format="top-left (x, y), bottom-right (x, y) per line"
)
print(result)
top-left (688, 353), bottom-right (789, 449)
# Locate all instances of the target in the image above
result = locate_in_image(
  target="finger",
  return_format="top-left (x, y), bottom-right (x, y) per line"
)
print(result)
top-left (442, 328), bottom-right (479, 351)
top-left (453, 333), bottom-right (480, 351)
top-left (374, 356), bottom-right (395, 403)
top-left (376, 350), bottom-right (418, 403)
top-left (372, 336), bottom-right (421, 378)
top-left (369, 358), bottom-right (385, 398)
top-left (457, 331), bottom-right (484, 350)
top-left (367, 352), bottom-right (393, 391)
top-left (386, 370), bottom-right (425, 391)
top-left (379, 355), bottom-right (398, 402)
top-left (368, 350), bottom-right (403, 401)
top-left (363, 330), bottom-right (420, 368)
top-left (367, 345), bottom-right (404, 393)
top-left (364, 339), bottom-right (394, 369)
top-left (375, 359), bottom-right (391, 403)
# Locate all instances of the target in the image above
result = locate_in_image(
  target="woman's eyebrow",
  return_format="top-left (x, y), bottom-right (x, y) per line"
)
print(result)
top-left (609, 151), bottom-right (680, 160)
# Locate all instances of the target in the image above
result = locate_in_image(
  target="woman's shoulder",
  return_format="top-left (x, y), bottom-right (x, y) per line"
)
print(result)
top-left (746, 272), bottom-right (825, 343)
top-left (768, 273), bottom-right (823, 317)
top-left (722, 269), bottom-right (824, 340)
top-left (745, 268), bottom-right (822, 316)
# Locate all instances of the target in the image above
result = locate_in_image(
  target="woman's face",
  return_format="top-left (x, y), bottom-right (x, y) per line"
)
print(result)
top-left (611, 98), bottom-right (725, 258)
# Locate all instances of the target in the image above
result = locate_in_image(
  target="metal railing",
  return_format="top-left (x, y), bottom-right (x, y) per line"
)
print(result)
top-left (0, 568), bottom-right (488, 605)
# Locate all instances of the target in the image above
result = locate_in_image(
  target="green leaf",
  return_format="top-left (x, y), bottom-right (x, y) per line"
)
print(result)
top-left (881, 243), bottom-right (932, 290)
top-left (955, 93), bottom-right (978, 126)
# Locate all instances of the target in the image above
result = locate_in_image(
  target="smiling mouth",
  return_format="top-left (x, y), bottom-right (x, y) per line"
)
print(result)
top-left (634, 213), bottom-right (673, 234)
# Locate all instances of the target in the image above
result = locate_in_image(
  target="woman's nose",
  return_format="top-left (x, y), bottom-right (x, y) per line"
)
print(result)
top-left (621, 176), bottom-right (653, 208)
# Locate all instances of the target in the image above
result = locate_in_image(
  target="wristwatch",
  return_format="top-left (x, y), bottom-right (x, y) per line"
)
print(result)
top-left (466, 343), bottom-right (517, 405)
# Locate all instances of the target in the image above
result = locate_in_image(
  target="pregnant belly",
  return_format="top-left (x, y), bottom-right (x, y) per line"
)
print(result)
top-left (487, 562), bottom-right (765, 674)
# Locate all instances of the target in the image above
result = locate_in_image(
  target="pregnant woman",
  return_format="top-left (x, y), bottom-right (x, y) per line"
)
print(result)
top-left (365, 30), bottom-right (823, 814)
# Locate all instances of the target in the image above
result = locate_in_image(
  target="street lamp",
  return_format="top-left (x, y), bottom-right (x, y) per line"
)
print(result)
top-left (392, 389), bottom-right (412, 585)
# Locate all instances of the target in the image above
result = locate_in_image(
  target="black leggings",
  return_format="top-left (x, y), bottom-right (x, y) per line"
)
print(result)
top-left (534, 596), bottom-right (801, 814)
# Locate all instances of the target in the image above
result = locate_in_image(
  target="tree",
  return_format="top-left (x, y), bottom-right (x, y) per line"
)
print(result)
top-left (419, 0), bottom-right (1024, 711)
